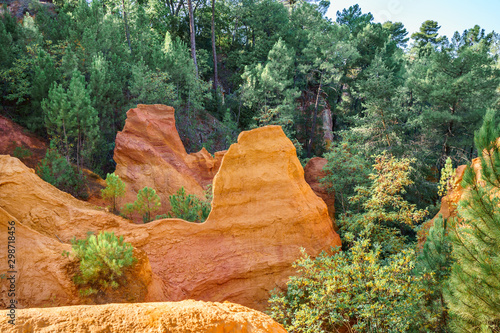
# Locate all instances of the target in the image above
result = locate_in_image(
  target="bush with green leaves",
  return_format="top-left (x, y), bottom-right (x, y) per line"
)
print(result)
top-left (268, 239), bottom-right (425, 333)
top-left (12, 143), bottom-right (32, 160)
top-left (36, 141), bottom-right (87, 199)
top-left (70, 231), bottom-right (136, 296)
top-left (165, 187), bottom-right (211, 223)
top-left (121, 203), bottom-right (135, 220)
top-left (100, 172), bottom-right (126, 214)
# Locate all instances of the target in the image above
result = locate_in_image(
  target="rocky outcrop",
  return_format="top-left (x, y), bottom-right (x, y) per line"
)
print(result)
top-left (113, 104), bottom-right (225, 214)
top-left (304, 157), bottom-right (336, 229)
top-left (0, 125), bottom-right (340, 311)
top-left (0, 115), bottom-right (47, 169)
top-left (0, 300), bottom-right (287, 333)
top-left (0, 205), bottom-right (159, 309)
top-left (0, 115), bottom-right (108, 205)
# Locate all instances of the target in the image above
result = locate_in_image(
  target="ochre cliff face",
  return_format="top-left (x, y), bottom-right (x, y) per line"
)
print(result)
top-left (0, 115), bottom-right (47, 169)
top-left (0, 300), bottom-right (287, 333)
top-left (304, 157), bottom-right (336, 230)
top-left (113, 104), bottom-right (225, 213)
top-left (0, 124), bottom-right (340, 311)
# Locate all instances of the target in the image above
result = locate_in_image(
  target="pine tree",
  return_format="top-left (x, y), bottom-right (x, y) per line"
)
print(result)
top-left (320, 140), bottom-right (371, 215)
top-left (133, 186), bottom-right (161, 223)
top-left (241, 38), bottom-right (299, 140)
top-left (354, 54), bottom-right (405, 150)
top-left (416, 216), bottom-right (453, 331)
top-left (43, 69), bottom-right (100, 170)
top-left (383, 21), bottom-right (409, 48)
top-left (411, 20), bottom-right (445, 56)
top-left (70, 231), bottom-right (136, 296)
top-left (408, 27), bottom-right (500, 167)
top-left (43, 82), bottom-right (73, 160)
top-left (445, 108), bottom-right (500, 332)
top-left (101, 173), bottom-right (126, 214)
top-left (166, 187), bottom-right (210, 223)
top-left (336, 4), bottom-right (373, 36)
top-left (299, 22), bottom-right (358, 157)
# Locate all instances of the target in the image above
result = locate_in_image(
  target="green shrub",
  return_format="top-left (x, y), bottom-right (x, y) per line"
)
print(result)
top-left (36, 142), bottom-right (88, 199)
top-left (12, 143), bottom-right (32, 160)
top-left (166, 187), bottom-right (211, 223)
top-left (70, 231), bottom-right (136, 296)
top-left (268, 239), bottom-right (425, 333)
top-left (121, 203), bottom-right (135, 220)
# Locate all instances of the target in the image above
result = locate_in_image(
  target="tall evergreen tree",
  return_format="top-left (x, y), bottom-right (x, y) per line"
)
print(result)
top-left (241, 38), bottom-right (299, 140)
top-left (411, 20), bottom-right (446, 56)
top-left (408, 26), bottom-right (500, 167)
top-left (354, 54), bottom-right (405, 151)
top-left (336, 4), bottom-right (373, 36)
top-left (445, 108), bottom-right (500, 332)
top-left (299, 22), bottom-right (357, 156)
top-left (43, 69), bottom-right (99, 170)
top-left (416, 216), bottom-right (453, 332)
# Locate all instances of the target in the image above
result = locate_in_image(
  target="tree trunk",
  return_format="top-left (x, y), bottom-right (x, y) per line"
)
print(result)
top-left (232, 17), bottom-right (238, 44)
top-left (62, 120), bottom-right (70, 163)
top-left (211, 0), bottom-right (218, 91)
top-left (187, 0), bottom-right (199, 77)
top-left (307, 74), bottom-right (322, 158)
top-left (379, 109), bottom-right (392, 147)
top-left (321, 105), bottom-right (334, 147)
top-left (122, 0), bottom-right (133, 55)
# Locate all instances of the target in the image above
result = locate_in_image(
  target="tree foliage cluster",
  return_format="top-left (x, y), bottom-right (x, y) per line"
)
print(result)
top-left (99, 173), bottom-right (210, 223)
top-left (273, 111), bottom-right (500, 332)
top-left (2, 0), bottom-right (498, 185)
top-left (160, 186), bottom-right (211, 222)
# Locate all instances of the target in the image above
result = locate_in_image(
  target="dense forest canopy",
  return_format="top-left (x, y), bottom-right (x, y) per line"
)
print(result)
top-left (1, 0), bottom-right (498, 176)
top-left (1, 0), bottom-right (500, 330)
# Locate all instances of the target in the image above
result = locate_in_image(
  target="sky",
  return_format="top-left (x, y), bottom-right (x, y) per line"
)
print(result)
top-left (325, 0), bottom-right (500, 40)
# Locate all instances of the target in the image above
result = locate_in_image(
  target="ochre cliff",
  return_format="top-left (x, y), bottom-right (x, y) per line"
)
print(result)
top-left (0, 125), bottom-right (340, 311)
top-left (0, 115), bottom-right (47, 169)
top-left (0, 300), bottom-right (287, 333)
top-left (113, 104), bottom-right (225, 213)
top-left (304, 157), bottom-right (336, 230)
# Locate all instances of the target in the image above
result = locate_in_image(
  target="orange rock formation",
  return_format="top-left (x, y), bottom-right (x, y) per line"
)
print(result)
top-left (304, 157), bottom-right (337, 229)
top-left (418, 158), bottom-right (482, 246)
top-left (0, 115), bottom-right (47, 169)
top-left (113, 104), bottom-right (225, 213)
top-left (0, 125), bottom-right (340, 311)
top-left (0, 300), bottom-right (287, 333)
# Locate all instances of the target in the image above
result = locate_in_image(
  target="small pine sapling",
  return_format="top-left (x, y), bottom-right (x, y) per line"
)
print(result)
top-left (167, 187), bottom-right (211, 223)
top-left (134, 186), bottom-right (161, 223)
top-left (100, 172), bottom-right (126, 214)
top-left (70, 231), bottom-right (136, 296)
